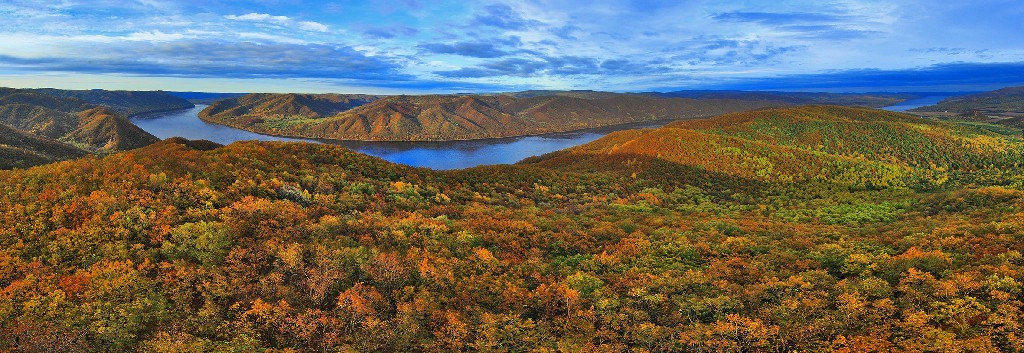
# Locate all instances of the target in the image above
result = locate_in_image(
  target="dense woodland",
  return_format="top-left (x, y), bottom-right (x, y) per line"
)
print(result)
top-left (1, 106), bottom-right (1024, 352)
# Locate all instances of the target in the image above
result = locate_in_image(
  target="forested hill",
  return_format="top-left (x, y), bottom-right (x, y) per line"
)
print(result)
top-left (198, 93), bottom-right (783, 141)
top-left (0, 122), bottom-right (87, 169)
top-left (642, 90), bottom-right (917, 108)
top-left (914, 86), bottom-right (1024, 114)
top-left (912, 86), bottom-right (1024, 128)
top-left (0, 88), bottom-right (163, 168)
top-left (201, 93), bottom-right (383, 121)
top-left (29, 88), bottom-right (195, 116)
top-left (2, 105), bottom-right (1024, 351)
top-left (525, 105), bottom-right (1023, 188)
top-left (66, 107), bottom-right (161, 151)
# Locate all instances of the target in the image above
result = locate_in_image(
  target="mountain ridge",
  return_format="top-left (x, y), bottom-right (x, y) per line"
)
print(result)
top-left (199, 93), bottom-right (787, 141)
top-left (0, 87), bottom-right (170, 168)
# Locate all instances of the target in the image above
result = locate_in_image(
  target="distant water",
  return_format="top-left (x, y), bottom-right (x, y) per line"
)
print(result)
top-left (131, 105), bottom-right (313, 144)
top-left (882, 95), bottom-right (951, 112)
top-left (132, 104), bottom-right (666, 170)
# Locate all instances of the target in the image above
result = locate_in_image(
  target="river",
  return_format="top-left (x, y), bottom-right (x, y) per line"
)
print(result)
top-left (881, 95), bottom-right (950, 112)
top-left (131, 105), bottom-right (667, 170)
top-left (132, 96), bottom-right (951, 170)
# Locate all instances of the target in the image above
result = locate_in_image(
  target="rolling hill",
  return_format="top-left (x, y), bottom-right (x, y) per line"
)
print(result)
top-left (525, 105), bottom-right (1023, 188)
top-left (0, 87), bottom-right (165, 168)
top-left (199, 93), bottom-right (784, 141)
top-left (3, 107), bottom-right (1024, 350)
top-left (0, 122), bottom-right (88, 169)
top-left (912, 86), bottom-right (1024, 127)
top-left (65, 107), bottom-right (161, 150)
top-left (30, 88), bottom-right (195, 116)
top-left (201, 93), bottom-right (382, 121)
top-left (913, 86), bottom-right (1024, 113)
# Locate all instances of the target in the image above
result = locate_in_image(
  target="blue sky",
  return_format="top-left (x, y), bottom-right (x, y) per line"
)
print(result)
top-left (0, 0), bottom-right (1021, 93)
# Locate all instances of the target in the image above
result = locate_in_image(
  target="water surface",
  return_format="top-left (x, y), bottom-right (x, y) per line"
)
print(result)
top-left (881, 95), bottom-right (950, 112)
top-left (131, 105), bottom-right (313, 144)
top-left (132, 105), bottom-right (665, 170)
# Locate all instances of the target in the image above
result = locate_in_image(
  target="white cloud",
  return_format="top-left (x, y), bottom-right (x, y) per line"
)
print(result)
top-left (297, 21), bottom-right (329, 32)
top-left (125, 30), bottom-right (188, 41)
top-left (224, 12), bottom-right (329, 32)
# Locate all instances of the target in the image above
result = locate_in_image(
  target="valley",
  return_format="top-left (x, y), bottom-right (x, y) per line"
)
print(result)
top-left (2, 1), bottom-right (1021, 351)
top-left (3, 104), bottom-right (1024, 351)
top-left (0, 88), bottom-right (192, 168)
top-left (196, 92), bottom-right (787, 141)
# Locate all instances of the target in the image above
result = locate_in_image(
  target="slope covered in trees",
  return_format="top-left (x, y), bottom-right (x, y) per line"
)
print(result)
top-left (914, 86), bottom-right (1024, 114)
top-left (0, 122), bottom-right (88, 169)
top-left (2, 105), bottom-right (1024, 351)
top-left (201, 93), bottom-right (383, 121)
top-left (528, 106), bottom-right (1022, 188)
top-left (30, 88), bottom-right (195, 116)
top-left (0, 87), bottom-right (164, 168)
top-left (66, 107), bottom-right (161, 151)
top-left (913, 86), bottom-right (1024, 128)
top-left (198, 93), bottom-right (782, 141)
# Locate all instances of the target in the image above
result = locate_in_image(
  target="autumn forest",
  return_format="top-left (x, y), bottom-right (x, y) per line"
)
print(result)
top-left (2, 102), bottom-right (1024, 352)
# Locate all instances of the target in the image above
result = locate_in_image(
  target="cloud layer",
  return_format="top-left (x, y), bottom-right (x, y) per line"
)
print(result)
top-left (0, 0), bottom-right (1020, 93)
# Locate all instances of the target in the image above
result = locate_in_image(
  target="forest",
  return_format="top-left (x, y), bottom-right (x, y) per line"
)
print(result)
top-left (1, 106), bottom-right (1023, 352)
top-left (0, 87), bottom-right (192, 168)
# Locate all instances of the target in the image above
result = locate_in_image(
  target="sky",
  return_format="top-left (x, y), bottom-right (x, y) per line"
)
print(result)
top-left (0, 0), bottom-right (1021, 94)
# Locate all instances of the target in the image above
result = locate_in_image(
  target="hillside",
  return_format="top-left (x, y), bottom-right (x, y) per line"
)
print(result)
top-left (201, 93), bottom-right (382, 122)
top-left (199, 93), bottom-right (784, 141)
top-left (645, 90), bottom-right (918, 108)
top-left (526, 105), bottom-right (1023, 188)
top-left (502, 90), bottom-right (637, 99)
top-left (0, 122), bottom-right (88, 169)
top-left (2, 115), bottom-right (1024, 351)
top-left (0, 88), bottom-right (164, 167)
top-left (0, 103), bottom-right (83, 137)
top-left (914, 86), bottom-right (1024, 113)
top-left (66, 107), bottom-right (161, 150)
top-left (912, 86), bottom-right (1024, 127)
top-left (30, 88), bottom-right (195, 116)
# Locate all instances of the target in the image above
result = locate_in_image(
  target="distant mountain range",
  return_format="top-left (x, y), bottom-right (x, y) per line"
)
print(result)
top-left (198, 92), bottom-right (786, 141)
top-left (165, 91), bottom-right (248, 104)
top-left (0, 87), bottom-right (191, 168)
top-left (641, 90), bottom-right (919, 108)
top-left (29, 88), bottom-right (194, 116)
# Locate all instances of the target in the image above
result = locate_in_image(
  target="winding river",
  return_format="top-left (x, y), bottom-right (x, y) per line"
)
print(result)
top-left (132, 96), bottom-right (951, 170)
top-left (131, 105), bottom-right (667, 170)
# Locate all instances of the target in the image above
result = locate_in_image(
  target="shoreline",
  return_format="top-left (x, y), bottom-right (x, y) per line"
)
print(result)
top-left (175, 104), bottom-right (705, 144)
